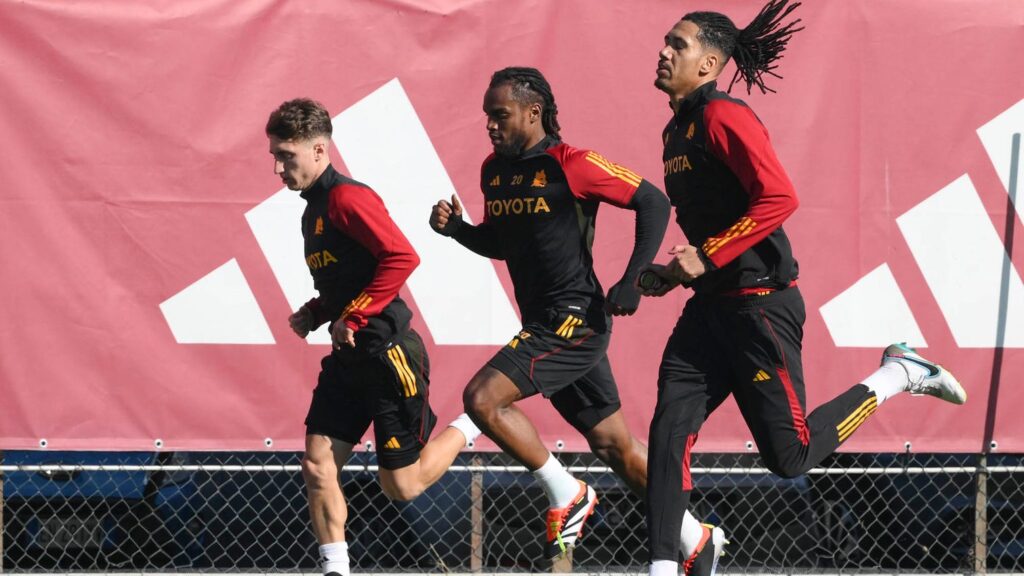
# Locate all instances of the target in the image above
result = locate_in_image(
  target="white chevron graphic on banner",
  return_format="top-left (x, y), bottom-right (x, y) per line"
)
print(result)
top-left (819, 264), bottom-right (926, 348)
top-left (897, 175), bottom-right (1024, 348)
top-left (977, 97), bottom-right (1024, 209)
top-left (823, 100), bottom-right (1023, 348)
top-left (160, 259), bottom-right (274, 344)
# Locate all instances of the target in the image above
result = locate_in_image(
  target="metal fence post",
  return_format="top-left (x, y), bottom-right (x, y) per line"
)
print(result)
top-left (975, 453), bottom-right (988, 575)
top-left (470, 456), bottom-right (483, 573)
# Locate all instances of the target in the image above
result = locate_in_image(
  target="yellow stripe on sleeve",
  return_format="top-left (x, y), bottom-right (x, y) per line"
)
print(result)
top-left (702, 218), bottom-right (757, 257)
top-left (584, 152), bottom-right (642, 187)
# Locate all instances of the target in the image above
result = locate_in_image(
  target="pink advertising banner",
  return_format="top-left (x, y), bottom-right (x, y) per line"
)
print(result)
top-left (1, 0), bottom-right (1022, 452)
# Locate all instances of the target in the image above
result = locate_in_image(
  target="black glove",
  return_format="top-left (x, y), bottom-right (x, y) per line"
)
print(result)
top-left (437, 210), bottom-right (463, 237)
top-left (605, 279), bottom-right (642, 315)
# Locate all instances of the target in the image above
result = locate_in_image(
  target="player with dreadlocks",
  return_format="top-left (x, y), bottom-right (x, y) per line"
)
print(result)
top-left (641, 2), bottom-right (967, 575)
top-left (431, 66), bottom-right (713, 563)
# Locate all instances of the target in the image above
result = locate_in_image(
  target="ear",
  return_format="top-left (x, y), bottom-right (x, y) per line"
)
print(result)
top-left (529, 102), bottom-right (542, 123)
top-left (700, 52), bottom-right (719, 75)
top-left (312, 140), bottom-right (327, 160)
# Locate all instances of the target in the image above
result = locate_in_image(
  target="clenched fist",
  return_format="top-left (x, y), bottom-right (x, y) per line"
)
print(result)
top-left (430, 194), bottom-right (464, 236)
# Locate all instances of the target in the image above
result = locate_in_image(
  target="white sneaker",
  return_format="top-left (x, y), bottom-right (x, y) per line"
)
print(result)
top-left (881, 343), bottom-right (966, 405)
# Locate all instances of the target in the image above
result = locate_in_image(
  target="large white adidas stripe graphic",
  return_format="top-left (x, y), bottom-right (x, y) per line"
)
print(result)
top-left (160, 79), bottom-right (520, 345)
top-left (821, 98), bottom-right (1024, 348)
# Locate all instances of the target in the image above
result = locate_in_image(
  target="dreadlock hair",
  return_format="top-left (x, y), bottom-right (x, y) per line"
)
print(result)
top-left (489, 67), bottom-right (562, 140)
top-left (683, 0), bottom-right (804, 94)
top-left (265, 98), bottom-right (333, 141)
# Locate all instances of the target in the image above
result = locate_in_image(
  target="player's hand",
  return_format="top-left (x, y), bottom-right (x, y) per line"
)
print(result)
top-left (331, 322), bottom-right (356, 350)
top-left (430, 194), bottom-right (464, 236)
top-left (664, 245), bottom-right (706, 285)
top-left (635, 264), bottom-right (679, 297)
top-left (605, 279), bottom-right (641, 316)
top-left (288, 306), bottom-right (314, 338)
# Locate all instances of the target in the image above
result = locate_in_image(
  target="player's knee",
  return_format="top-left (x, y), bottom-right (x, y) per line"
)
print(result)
top-left (462, 386), bottom-right (484, 418)
top-left (382, 481), bottom-right (424, 502)
top-left (587, 434), bottom-right (627, 466)
top-left (771, 465), bottom-right (803, 479)
top-left (463, 379), bottom-right (497, 420)
top-left (590, 444), bottom-right (618, 466)
top-left (300, 454), bottom-right (335, 488)
top-left (758, 439), bottom-right (813, 478)
top-left (764, 457), bottom-right (804, 479)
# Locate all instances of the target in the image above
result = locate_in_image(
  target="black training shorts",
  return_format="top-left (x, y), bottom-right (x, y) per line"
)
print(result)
top-left (487, 307), bottom-right (621, 433)
top-left (305, 328), bottom-right (436, 470)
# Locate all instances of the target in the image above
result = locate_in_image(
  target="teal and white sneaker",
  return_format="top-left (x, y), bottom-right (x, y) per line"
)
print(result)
top-left (881, 343), bottom-right (966, 405)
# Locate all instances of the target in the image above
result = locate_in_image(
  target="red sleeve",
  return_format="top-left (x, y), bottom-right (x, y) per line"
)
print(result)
top-left (701, 99), bottom-right (799, 268)
top-left (546, 143), bottom-right (640, 207)
top-left (326, 183), bottom-right (420, 333)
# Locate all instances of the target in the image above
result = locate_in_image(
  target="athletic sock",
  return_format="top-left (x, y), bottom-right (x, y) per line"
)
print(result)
top-left (447, 412), bottom-right (482, 446)
top-left (861, 363), bottom-right (909, 405)
top-left (650, 559), bottom-right (678, 576)
top-left (532, 452), bottom-right (581, 508)
top-left (679, 509), bottom-right (705, 557)
top-left (319, 541), bottom-right (349, 576)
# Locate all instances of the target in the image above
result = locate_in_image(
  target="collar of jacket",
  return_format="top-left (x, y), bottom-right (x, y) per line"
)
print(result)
top-left (675, 80), bottom-right (718, 119)
top-left (300, 164), bottom-right (338, 201)
top-left (511, 134), bottom-right (560, 161)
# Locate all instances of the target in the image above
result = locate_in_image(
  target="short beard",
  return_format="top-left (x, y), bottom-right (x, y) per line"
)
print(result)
top-left (493, 133), bottom-right (529, 158)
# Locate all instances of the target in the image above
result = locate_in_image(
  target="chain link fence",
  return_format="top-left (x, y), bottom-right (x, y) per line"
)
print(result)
top-left (2, 450), bottom-right (1022, 573)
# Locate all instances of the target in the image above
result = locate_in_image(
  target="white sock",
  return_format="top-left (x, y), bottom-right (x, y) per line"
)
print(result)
top-left (319, 541), bottom-right (349, 575)
top-left (447, 412), bottom-right (482, 446)
top-left (650, 559), bottom-right (678, 576)
top-left (861, 363), bottom-right (909, 405)
top-left (679, 510), bottom-right (705, 557)
top-left (532, 453), bottom-right (581, 508)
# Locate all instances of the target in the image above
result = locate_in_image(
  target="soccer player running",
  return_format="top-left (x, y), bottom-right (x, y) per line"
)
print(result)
top-left (640, 2), bottom-right (968, 575)
top-left (266, 98), bottom-right (482, 576)
top-left (430, 66), bottom-right (713, 564)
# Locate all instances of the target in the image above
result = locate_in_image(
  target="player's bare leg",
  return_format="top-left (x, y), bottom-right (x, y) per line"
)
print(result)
top-left (379, 415), bottom-right (480, 501)
top-left (584, 409), bottom-right (648, 494)
top-left (302, 434), bottom-right (354, 575)
top-left (464, 366), bottom-right (596, 558)
top-left (463, 366), bottom-right (548, 468)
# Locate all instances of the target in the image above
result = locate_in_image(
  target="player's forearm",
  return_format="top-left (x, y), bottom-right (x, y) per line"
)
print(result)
top-left (618, 180), bottom-right (670, 284)
top-left (307, 294), bottom-right (347, 330)
top-left (700, 188), bottom-right (797, 268)
top-left (302, 296), bottom-right (328, 329)
top-left (453, 223), bottom-right (505, 260)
